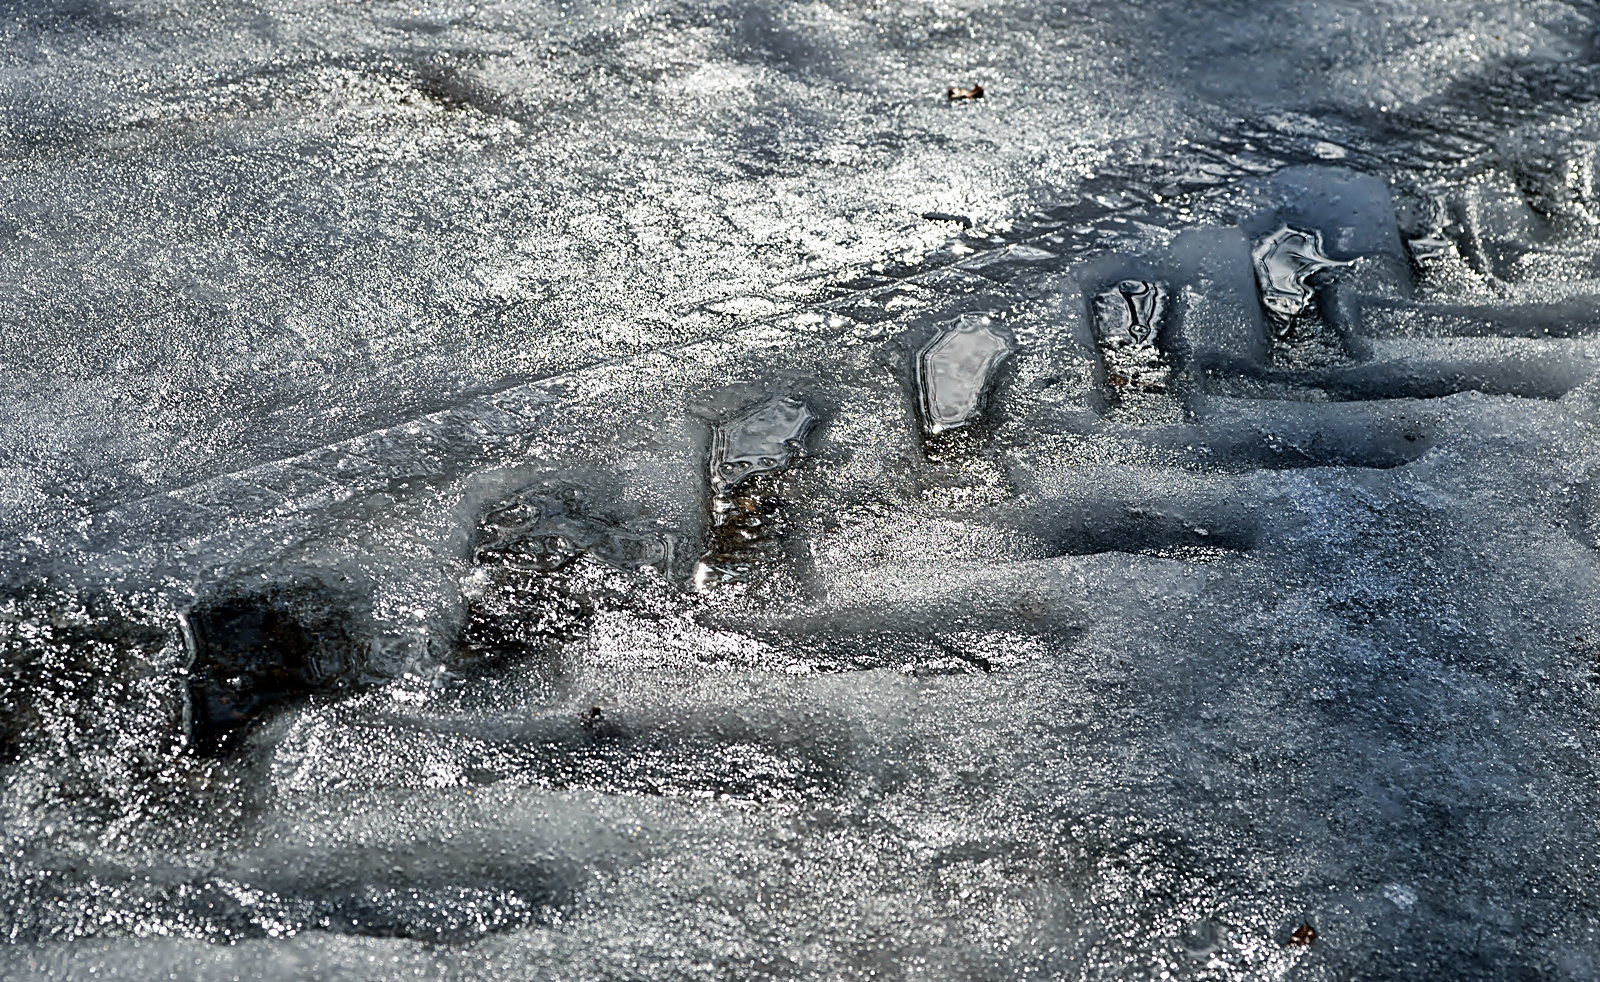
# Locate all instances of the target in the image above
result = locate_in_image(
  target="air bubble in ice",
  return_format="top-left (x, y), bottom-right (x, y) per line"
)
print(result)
top-left (1250, 226), bottom-right (1352, 332)
top-left (916, 314), bottom-right (1013, 434)
top-left (709, 397), bottom-right (818, 492)
top-left (1092, 280), bottom-right (1170, 393)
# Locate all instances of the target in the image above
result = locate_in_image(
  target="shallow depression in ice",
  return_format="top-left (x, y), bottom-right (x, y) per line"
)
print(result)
top-left (6, 2), bottom-right (1600, 981)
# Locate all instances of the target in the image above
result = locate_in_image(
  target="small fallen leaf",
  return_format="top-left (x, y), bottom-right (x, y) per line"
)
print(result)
top-left (1288, 924), bottom-right (1317, 946)
top-left (947, 84), bottom-right (984, 101)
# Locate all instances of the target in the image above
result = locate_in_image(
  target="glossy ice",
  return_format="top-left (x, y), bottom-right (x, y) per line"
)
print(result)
top-left (697, 397), bottom-right (816, 586)
top-left (1251, 226), bottom-right (1354, 332)
top-left (708, 398), bottom-right (818, 492)
top-left (7, 1), bottom-right (1600, 980)
top-left (916, 315), bottom-right (1014, 434)
top-left (1092, 280), bottom-right (1171, 393)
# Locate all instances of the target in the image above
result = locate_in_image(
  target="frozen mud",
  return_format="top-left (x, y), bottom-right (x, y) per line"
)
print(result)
top-left (5, 1), bottom-right (1600, 980)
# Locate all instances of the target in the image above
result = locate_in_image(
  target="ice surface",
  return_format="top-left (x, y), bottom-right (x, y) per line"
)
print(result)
top-left (699, 397), bottom-right (817, 587)
top-left (1251, 227), bottom-right (1353, 332)
top-left (182, 589), bottom-right (368, 756)
top-left (6, 1), bottom-right (1600, 980)
top-left (1092, 280), bottom-right (1171, 394)
top-left (916, 315), bottom-right (1014, 434)
top-left (708, 398), bottom-right (818, 493)
top-left (1168, 227), bottom-right (1274, 371)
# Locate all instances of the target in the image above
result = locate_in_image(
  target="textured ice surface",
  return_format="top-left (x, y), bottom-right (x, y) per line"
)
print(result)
top-left (7, 1), bottom-right (1600, 980)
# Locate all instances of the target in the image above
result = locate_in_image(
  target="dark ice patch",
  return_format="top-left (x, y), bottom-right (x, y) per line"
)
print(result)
top-left (699, 471), bottom-right (796, 587)
top-left (464, 489), bottom-right (674, 660)
top-left (1, 854), bottom-right (572, 944)
top-left (221, 862), bottom-right (572, 943)
top-left (182, 590), bottom-right (367, 755)
top-left (0, 583), bottom-right (179, 768)
top-left (474, 490), bottom-right (673, 573)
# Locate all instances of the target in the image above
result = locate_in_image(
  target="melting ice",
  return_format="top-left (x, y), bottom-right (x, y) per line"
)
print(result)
top-left (916, 315), bottom-right (1014, 434)
top-left (1250, 226), bottom-right (1353, 332)
top-left (1092, 280), bottom-right (1172, 394)
top-left (5, 1), bottom-right (1600, 980)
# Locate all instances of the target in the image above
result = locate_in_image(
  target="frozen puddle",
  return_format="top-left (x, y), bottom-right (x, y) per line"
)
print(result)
top-left (700, 397), bottom-right (817, 586)
top-left (1251, 226), bottom-right (1353, 333)
top-left (916, 315), bottom-right (1014, 434)
top-left (8, 3), bottom-right (1600, 980)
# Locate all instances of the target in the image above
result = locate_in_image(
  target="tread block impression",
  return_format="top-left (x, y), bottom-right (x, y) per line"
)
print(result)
top-left (698, 395), bottom-right (818, 587)
top-left (1168, 226), bottom-right (1272, 371)
top-left (916, 315), bottom-right (1015, 435)
top-left (463, 487), bottom-right (675, 661)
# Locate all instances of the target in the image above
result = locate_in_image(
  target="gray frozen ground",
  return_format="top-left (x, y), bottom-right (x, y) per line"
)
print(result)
top-left (5, 0), bottom-right (1600, 979)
